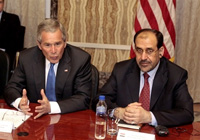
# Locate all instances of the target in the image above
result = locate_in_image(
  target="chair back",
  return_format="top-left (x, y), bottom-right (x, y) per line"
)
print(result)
top-left (0, 50), bottom-right (10, 97)
top-left (90, 64), bottom-right (99, 109)
top-left (17, 25), bottom-right (26, 51)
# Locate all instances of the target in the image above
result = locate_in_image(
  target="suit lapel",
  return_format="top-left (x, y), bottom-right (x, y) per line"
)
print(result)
top-left (150, 58), bottom-right (168, 110)
top-left (33, 48), bottom-right (45, 95)
top-left (56, 48), bottom-right (71, 96)
top-left (126, 60), bottom-right (140, 102)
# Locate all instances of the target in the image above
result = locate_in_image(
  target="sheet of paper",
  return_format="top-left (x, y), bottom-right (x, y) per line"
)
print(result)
top-left (117, 129), bottom-right (155, 140)
top-left (0, 109), bottom-right (30, 129)
top-left (0, 121), bottom-right (13, 133)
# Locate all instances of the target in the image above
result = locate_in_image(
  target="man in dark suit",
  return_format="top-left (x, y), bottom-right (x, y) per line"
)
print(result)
top-left (92, 29), bottom-right (194, 127)
top-left (4, 19), bottom-right (92, 119)
top-left (0, 0), bottom-right (21, 71)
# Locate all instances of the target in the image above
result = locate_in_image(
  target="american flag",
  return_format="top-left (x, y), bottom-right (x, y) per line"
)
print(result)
top-left (130, 0), bottom-right (176, 61)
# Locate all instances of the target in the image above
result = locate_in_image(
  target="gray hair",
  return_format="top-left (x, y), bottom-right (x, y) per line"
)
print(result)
top-left (37, 19), bottom-right (66, 43)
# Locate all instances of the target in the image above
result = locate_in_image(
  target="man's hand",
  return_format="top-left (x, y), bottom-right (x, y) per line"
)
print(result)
top-left (19, 89), bottom-right (33, 116)
top-left (34, 89), bottom-right (51, 119)
top-left (123, 102), bottom-right (152, 124)
top-left (114, 107), bottom-right (125, 120)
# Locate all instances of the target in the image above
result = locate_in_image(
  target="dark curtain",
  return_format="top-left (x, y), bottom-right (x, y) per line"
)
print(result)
top-left (51, 0), bottom-right (58, 19)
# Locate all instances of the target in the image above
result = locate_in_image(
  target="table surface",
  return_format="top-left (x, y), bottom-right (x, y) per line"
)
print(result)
top-left (0, 100), bottom-right (200, 140)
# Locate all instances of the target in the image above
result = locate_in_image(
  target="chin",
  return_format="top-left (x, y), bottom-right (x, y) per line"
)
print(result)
top-left (140, 67), bottom-right (151, 72)
top-left (50, 60), bottom-right (59, 64)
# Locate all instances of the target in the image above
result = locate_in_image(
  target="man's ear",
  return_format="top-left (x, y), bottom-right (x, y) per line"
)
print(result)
top-left (159, 46), bottom-right (164, 58)
top-left (64, 41), bottom-right (67, 48)
top-left (37, 41), bottom-right (42, 50)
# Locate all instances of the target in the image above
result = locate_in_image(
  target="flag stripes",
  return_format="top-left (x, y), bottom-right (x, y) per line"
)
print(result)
top-left (130, 0), bottom-right (176, 61)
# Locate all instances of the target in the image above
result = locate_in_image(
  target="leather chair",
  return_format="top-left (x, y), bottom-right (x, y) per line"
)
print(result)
top-left (0, 50), bottom-right (10, 98)
top-left (16, 25), bottom-right (25, 51)
top-left (90, 64), bottom-right (99, 109)
top-left (8, 25), bottom-right (25, 77)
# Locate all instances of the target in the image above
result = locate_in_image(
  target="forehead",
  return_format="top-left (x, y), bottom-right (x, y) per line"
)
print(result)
top-left (41, 29), bottom-right (62, 37)
top-left (135, 31), bottom-right (157, 47)
top-left (136, 31), bottom-right (156, 41)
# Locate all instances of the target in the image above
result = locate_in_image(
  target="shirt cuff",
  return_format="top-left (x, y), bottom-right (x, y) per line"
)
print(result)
top-left (49, 102), bottom-right (61, 114)
top-left (11, 97), bottom-right (30, 111)
top-left (149, 112), bottom-right (158, 126)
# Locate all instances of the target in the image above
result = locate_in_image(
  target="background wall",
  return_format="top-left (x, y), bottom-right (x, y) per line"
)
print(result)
top-left (58, 0), bottom-right (136, 72)
top-left (4, 0), bottom-right (45, 48)
top-left (4, 0), bottom-right (200, 102)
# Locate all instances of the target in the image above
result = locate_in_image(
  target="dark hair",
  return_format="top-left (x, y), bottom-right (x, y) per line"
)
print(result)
top-left (133, 28), bottom-right (163, 49)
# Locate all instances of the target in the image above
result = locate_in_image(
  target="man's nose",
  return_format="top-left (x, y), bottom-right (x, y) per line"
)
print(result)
top-left (141, 51), bottom-right (148, 60)
top-left (51, 45), bottom-right (56, 53)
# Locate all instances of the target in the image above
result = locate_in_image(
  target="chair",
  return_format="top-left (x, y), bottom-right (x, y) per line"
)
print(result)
top-left (9, 26), bottom-right (25, 77)
top-left (0, 50), bottom-right (10, 98)
top-left (90, 64), bottom-right (99, 109)
top-left (16, 25), bottom-right (26, 51)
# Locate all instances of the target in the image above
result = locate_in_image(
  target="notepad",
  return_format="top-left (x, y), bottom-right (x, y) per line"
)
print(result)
top-left (117, 120), bottom-right (142, 130)
top-left (0, 109), bottom-right (30, 129)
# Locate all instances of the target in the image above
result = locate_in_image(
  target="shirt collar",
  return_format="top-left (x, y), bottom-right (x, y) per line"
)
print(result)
top-left (140, 61), bottom-right (160, 78)
top-left (45, 59), bottom-right (59, 67)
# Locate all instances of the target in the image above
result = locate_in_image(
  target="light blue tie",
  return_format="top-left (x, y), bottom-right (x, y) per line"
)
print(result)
top-left (46, 63), bottom-right (56, 101)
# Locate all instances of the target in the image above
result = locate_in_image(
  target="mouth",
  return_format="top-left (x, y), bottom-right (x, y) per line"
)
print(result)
top-left (50, 56), bottom-right (58, 60)
top-left (139, 61), bottom-right (150, 67)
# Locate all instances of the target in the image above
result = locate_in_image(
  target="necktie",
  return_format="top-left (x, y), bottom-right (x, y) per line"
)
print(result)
top-left (139, 73), bottom-right (150, 111)
top-left (46, 63), bottom-right (56, 101)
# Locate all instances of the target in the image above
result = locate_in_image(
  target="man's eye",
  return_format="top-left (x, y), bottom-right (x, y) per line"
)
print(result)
top-left (137, 49), bottom-right (143, 53)
top-left (44, 44), bottom-right (51, 47)
top-left (55, 43), bottom-right (61, 46)
top-left (147, 49), bottom-right (153, 53)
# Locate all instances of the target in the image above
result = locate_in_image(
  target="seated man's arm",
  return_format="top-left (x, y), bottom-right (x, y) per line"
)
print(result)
top-left (152, 70), bottom-right (194, 127)
top-left (4, 56), bottom-right (26, 106)
top-left (57, 53), bottom-right (92, 113)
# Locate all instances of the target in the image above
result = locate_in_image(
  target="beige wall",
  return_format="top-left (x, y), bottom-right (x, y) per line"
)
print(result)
top-left (4, 0), bottom-right (45, 48)
top-left (58, 0), bottom-right (137, 72)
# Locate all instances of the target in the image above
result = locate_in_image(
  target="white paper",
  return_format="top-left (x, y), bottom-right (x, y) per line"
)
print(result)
top-left (0, 121), bottom-right (13, 133)
top-left (117, 129), bottom-right (155, 140)
top-left (0, 109), bottom-right (30, 129)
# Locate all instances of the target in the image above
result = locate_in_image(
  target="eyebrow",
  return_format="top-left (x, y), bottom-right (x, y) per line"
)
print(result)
top-left (135, 46), bottom-right (154, 49)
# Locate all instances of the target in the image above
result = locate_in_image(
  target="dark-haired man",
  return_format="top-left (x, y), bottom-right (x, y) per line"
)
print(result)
top-left (92, 28), bottom-right (194, 127)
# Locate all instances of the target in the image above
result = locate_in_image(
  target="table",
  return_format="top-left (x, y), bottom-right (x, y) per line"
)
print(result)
top-left (0, 99), bottom-right (200, 140)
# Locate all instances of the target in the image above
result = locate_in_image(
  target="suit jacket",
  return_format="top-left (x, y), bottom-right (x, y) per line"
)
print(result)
top-left (0, 11), bottom-right (21, 70)
top-left (4, 44), bottom-right (92, 113)
top-left (0, 11), bottom-right (20, 50)
top-left (92, 57), bottom-right (194, 127)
